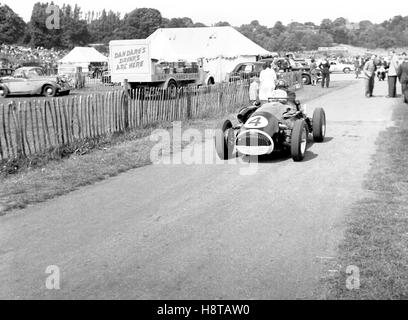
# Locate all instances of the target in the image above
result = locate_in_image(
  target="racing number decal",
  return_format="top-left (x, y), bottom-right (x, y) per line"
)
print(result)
top-left (245, 116), bottom-right (268, 129)
top-left (247, 117), bottom-right (262, 126)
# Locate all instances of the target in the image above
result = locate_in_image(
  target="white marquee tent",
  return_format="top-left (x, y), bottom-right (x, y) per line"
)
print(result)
top-left (147, 27), bottom-right (271, 82)
top-left (58, 47), bottom-right (108, 71)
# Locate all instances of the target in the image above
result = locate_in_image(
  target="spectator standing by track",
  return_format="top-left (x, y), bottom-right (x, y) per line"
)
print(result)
top-left (259, 62), bottom-right (277, 102)
top-left (319, 59), bottom-right (331, 88)
top-left (354, 57), bottom-right (361, 78)
top-left (387, 50), bottom-right (400, 98)
top-left (310, 59), bottom-right (318, 86)
top-left (397, 52), bottom-right (408, 104)
top-left (249, 76), bottom-right (260, 104)
top-left (362, 55), bottom-right (377, 98)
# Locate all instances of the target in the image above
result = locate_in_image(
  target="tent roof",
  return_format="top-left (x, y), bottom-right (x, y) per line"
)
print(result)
top-left (146, 27), bottom-right (271, 61)
top-left (59, 47), bottom-right (108, 64)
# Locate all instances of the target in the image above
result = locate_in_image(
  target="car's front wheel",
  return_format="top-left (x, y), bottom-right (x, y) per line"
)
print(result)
top-left (43, 85), bottom-right (57, 97)
top-left (214, 120), bottom-right (235, 160)
top-left (291, 119), bottom-right (308, 161)
top-left (0, 85), bottom-right (8, 98)
top-left (343, 67), bottom-right (351, 74)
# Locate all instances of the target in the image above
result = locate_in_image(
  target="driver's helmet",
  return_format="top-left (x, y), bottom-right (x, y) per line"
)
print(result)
top-left (275, 79), bottom-right (288, 90)
top-left (268, 89), bottom-right (288, 103)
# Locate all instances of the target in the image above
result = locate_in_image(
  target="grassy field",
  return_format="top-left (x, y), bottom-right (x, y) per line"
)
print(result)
top-left (0, 79), bottom-right (356, 215)
top-left (320, 100), bottom-right (408, 299)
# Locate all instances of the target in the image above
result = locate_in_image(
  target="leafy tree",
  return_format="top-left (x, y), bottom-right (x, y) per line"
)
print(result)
top-left (333, 17), bottom-right (347, 27)
top-left (320, 19), bottom-right (333, 35)
top-left (358, 20), bottom-right (374, 32)
top-left (88, 10), bottom-right (121, 43)
top-left (0, 4), bottom-right (27, 44)
top-left (214, 21), bottom-right (230, 27)
top-left (114, 8), bottom-right (161, 39)
top-left (304, 22), bottom-right (317, 28)
top-left (25, 2), bottom-right (89, 48)
top-left (193, 22), bottom-right (207, 27)
top-left (59, 4), bottom-right (90, 48)
top-left (164, 17), bottom-right (194, 28)
top-left (27, 2), bottom-right (61, 48)
top-left (271, 21), bottom-right (286, 36)
top-left (9, 2), bottom-right (408, 51)
top-left (279, 32), bottom-right (302, 51)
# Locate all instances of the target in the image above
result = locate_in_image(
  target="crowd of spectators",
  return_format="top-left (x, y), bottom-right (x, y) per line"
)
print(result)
top-left (0, 44), bottom-right (68, 71)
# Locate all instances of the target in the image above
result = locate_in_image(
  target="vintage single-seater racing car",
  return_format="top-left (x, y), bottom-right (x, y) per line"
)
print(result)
top-left (214, 83), bottom-right (326, 161)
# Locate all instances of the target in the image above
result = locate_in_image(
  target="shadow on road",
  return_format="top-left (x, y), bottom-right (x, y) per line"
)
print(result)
top-left (303, 151), bottom-right (318, 162)
top-left (319, 136), bottom-right (334, 144)
top-left (240, 150), bottom-right (319, 164)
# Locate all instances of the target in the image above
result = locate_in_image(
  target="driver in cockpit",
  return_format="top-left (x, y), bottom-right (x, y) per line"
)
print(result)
top-left (238, 80), bottom-right (299, 124)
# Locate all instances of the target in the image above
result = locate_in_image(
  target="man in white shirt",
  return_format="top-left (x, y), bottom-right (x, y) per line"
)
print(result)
top-left (387, 50), bottom-right (399, 98)
top-left (249, 76), bottom-right (260, 104)
top-left (259, 62), bottom-right (277, 102)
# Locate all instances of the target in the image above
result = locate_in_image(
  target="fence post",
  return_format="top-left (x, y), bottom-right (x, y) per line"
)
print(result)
top-left (10, 103), bottom-right (24, 158)
top-left (123, 79), bottom-right (130, 129)
top-left (186, 87), bottom-right (192, 119)
top-left (217, 85), bottom-right (223, 112)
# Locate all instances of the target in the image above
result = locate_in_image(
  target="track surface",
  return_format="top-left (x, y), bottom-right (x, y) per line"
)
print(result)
top-left (0, 78), bottom-right (399, 299)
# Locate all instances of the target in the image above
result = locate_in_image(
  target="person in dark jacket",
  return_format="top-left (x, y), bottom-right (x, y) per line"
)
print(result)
top-left (319, 59), bottom-right (331, 88)
top-left (397, 52), bottom-right (408, 103)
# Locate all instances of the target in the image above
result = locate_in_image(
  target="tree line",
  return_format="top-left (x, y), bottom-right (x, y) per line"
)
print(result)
top-left (1, 2), bottom-right (408, 51)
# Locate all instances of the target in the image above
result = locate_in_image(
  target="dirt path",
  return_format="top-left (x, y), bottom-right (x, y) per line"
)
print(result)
top-left (0, 79), bottom-right (398, 299)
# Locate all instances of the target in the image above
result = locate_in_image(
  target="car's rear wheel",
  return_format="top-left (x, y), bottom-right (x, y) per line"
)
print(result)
top-left (214, 120), bottom-right (234, 160)
top-left (302, 74), bottom-right (311, 85)
top-left (0, 85), bottom-right (8, 98)
top-left (43, 85), bottom-right (57, 97)
top-left (291, 119), bottom-right (308, 161)
top-left (343, 67), bottom-right (351, 74)
top-left (166, 80), bottom-right (178, 99)
top-left (312, 107), bottom-right (326, 142)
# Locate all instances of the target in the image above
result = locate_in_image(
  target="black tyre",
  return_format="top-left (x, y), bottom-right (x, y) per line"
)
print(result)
top-left (291, 119), bottom-right (308, 161)
top-left (214, 120), bottom-right (234, 160)
top-left (167, 80), bottom-right (178, 99)
top-left (343, 67), bottom-right (351, 74)
top-left (0, 85), bottom-right (8, 98)
top-left (43, 85), bottom-right (57, 97)
top-left (312, 107), bottom-right (326, 142)
top-left (302, 74), bottom-right (311, 85)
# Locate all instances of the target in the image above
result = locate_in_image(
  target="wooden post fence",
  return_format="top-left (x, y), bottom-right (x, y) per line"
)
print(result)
top-left (0, 81), bottom-right (253, 162)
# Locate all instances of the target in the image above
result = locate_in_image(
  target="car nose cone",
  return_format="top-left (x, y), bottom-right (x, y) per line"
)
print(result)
top-left (236, 130), bottom-right (274, 156)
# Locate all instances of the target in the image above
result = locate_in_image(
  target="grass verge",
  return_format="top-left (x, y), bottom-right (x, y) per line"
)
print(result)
top-left (0, 80), bottom-right (355, 215)
top-left (321, 100), bottom-right (408, 299)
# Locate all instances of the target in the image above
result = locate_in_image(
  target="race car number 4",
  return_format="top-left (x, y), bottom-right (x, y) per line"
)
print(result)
top-left (245, 115), bottom-right (268, 129)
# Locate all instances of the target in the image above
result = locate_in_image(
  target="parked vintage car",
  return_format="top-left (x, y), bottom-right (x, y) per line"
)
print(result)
top-left (270, 58), bottom-right (322, 85)
top-left (327, 61), bottom-right (355, 73)
top-left (0, 68), bottom-right (14, 78)
top-left (0, 67), bottom-right (73, 98)
top-left (228, 60), bottom-right (319, 86)
top-left (228, 62), bottom-right (265, 82)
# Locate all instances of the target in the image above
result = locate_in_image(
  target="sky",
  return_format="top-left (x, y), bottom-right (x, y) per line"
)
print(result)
top-left (1, 0), bottom-right (408, 27)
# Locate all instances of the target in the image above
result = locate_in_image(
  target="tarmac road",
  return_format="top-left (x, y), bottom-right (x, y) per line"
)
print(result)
top-left (0, 78), bottom-right (399, 299)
